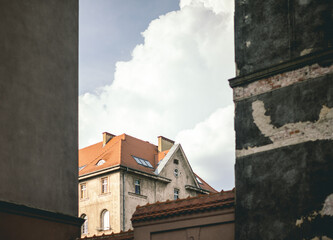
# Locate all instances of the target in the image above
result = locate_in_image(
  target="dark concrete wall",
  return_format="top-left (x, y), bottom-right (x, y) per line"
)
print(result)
top-left (231, 0), bottom-right (333, 239)
top-left (235, 0), bottom-right (333, 76)
top-left (0, 0), bottom-right (78, 217)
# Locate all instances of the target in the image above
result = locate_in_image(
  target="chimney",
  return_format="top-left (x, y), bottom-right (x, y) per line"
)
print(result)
top-left (103, 132), bottom-right (115, 147)
top-left (158, 136), bottom-right (175, 152)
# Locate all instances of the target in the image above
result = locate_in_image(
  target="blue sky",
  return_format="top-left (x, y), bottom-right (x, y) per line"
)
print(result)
top-left (79, 0), bottom-right (235, 191)
top-left (80, 0), bottom-right (180, 94)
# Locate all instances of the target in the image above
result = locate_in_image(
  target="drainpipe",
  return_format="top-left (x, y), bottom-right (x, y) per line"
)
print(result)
top-left (122, 168), bottom-right (127, 231)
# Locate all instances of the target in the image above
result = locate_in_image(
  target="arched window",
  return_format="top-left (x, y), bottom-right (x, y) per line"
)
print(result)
top-left (101, 209), bottom-right (110, 230)
top-left (80, 214), bottom-right (88, 235)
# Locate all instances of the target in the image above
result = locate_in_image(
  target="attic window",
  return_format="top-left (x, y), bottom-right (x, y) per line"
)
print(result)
top-left (196, 176), bottom-right (203, 184)
top-left (96, 159), bottom-right (106, 166)
top-left (133, 156), bottom-right (153, 169)
top-left (173, 159), bottom-right (179, 164)
top-left (79, 165), bottom-right (86, 171)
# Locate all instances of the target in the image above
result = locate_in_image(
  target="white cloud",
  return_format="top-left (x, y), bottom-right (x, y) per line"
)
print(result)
top-left (175, 105), bottom-right (235, 191)
top-left (79, 0), bottom-right (235, 190)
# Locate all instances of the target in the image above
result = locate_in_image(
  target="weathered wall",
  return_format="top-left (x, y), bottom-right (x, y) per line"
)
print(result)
top-left (79, 172), bottom-right (121, 237)
top-left (133, 208), bottom-right (234, 240)
top-left (157, 148), bottom-right (198, 201)
top-left (123, 172), bottom-right (156, 231)
top-left (234, 0), bottom-right (332, 76)
top-left (0, 0), bottom-right (78, 217)
top-left (231, 0), bottom-right (333, 239)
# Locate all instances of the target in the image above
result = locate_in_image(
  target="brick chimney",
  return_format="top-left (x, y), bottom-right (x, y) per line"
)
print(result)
top-left (158, 136), bottom-right (175, 152)
top-left (103, 132), bottom-right (115, 147)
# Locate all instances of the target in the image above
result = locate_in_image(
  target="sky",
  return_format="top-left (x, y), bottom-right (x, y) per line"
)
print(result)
top-left (79, 0), bottom-right (235, 191)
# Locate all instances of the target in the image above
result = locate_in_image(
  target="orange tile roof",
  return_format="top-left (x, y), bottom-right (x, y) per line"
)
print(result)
top-left (79, 134), bottom-right (158, 176)
top-left (79, 133), bottom-right (217, 193)
top-left (131, 189), bottom-right (235, 223)
top-left (157, 150), bottom-right (169, 162)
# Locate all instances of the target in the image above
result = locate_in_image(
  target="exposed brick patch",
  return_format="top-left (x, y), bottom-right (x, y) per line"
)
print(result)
top-left (233, 63), bottom-right (333, 101)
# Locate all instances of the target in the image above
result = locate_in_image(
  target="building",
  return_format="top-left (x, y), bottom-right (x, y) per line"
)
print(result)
top-left (132, 189), bottom-right (235, 240)
top-left (0, 0), bottom-right (82, 239)
top-left (229, 0), bottom-right (333, 239)
top-left (78, 132), bottom-right (217, 237)
top-left (78, 189), bottom-right (234, 240)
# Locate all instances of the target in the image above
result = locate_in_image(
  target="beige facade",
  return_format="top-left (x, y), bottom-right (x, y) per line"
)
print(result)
top-left (79, 135), bottom-right (215, 237)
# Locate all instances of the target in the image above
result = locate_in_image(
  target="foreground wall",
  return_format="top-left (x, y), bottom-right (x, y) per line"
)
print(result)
top-left (0, 0), bottom-right (82, 238)
top-left (230, 0), bottom-right (333, 239)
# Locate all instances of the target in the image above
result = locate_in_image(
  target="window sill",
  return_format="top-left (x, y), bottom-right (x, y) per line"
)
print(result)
top-left (99, 192), bottom-right (111, 197)
top-left (128, 192), bottom-right (147, 199)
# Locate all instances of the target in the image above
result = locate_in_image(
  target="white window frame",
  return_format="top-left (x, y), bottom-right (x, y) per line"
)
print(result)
top-left (101, 177), bottom-right (108, 194)
top-left (174, 188), bottom-right (179, 200)
top-left (101, 209), bottom-right (110, 231)
top-left (80, 183), bottom-right (87, 199)
top-left (81, 214), bottom-right (88, 235)
top-left (135, 179), bottom-right (141, 195)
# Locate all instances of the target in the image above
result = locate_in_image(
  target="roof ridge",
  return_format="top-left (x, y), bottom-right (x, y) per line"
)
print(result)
top-left (122, 133), bottom-right (157, 148)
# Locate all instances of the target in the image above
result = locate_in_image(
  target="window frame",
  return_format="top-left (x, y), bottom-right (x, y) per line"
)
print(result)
top-left (100, 209), bottom-right (110, 231)
top-left (80, 183), bottom-right (87, 199)
top-left (174, 168), bottom-right (179, 177)
top-left (80, 214), bottom-right (88, 235)
top-left (174, 188), bottom-right (179, 200)
top-left (134, 179), bottom-right (141, 195)
top-left (101, 177), bottom-right (108, 194)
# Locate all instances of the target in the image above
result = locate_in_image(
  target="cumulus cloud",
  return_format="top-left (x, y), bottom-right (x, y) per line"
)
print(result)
top-left (79, 0), bottom-right (235, 190)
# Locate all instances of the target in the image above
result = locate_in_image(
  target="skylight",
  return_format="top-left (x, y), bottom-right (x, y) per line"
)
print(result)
top-left (96, 159), bottom-right (106, 166)
top-left (196, 176), bottom-right (203, 184)
top-left (133, 156), bottom-right (153, 168)
top-left (79, 165), bottom-right (86, 171)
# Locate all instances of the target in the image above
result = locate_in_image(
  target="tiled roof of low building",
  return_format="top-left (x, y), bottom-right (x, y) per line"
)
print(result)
top-left (79, 230), bottom-right (134, 240)
top-left (131, 189), bottom-right (235, 223)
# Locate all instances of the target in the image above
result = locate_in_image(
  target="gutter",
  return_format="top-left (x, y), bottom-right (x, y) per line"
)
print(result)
top-left (78, 165), bottom-right (171, 183)
top-left (185, 185), bottom-right (210, 194)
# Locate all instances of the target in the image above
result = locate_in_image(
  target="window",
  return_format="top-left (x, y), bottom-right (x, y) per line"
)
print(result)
top-left (96, 159), bottom-right (106, 166)
top-left (101, 177), bottom-right (108, 194)
top-left (174, 189), bottom-right (179, 200)
top-left (80, 214), bottom-right (88, 235)
top-left (80, 183), bottom-right (87, 199)
top-left (79, 165), bottom-right (86, 171)
top-left (101, 209), bottom-right (110, 230)
top-left (196, 176), bottom-right (203, 184)
top-left (174, 169), bottom-right (179, 177)
top-left (135, 179), bottom-right (141, 195)
top-left (132, 156), bottom-right (153, 168)
top-left (173, 159), bottom-right (179, 164)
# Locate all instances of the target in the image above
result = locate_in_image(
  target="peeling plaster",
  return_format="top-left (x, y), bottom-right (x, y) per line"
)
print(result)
top-left (301, 48), bottom-right (313, 56)
top-left (236, 101), bottom-right (333, 157)
top-left (321, 194), bottom-right (333, 216)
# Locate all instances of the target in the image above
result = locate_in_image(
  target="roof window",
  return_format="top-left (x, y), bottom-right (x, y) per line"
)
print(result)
top-left (133, 156), bottom-right (153, 168)
top-left (96, 159), bottom-right (106, 166)
top-left (79, 165), bottom-right (86, 171)
top-left (196, 176), bottom-right (203, 184)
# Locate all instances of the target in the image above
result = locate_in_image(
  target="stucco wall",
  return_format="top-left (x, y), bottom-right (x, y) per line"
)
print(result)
top-left (157, 149), bottom-right (198, 201)
top-left (79, 172), bottom-right (121, 237)
top-left (0, 0), bottom-right (78, 217)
